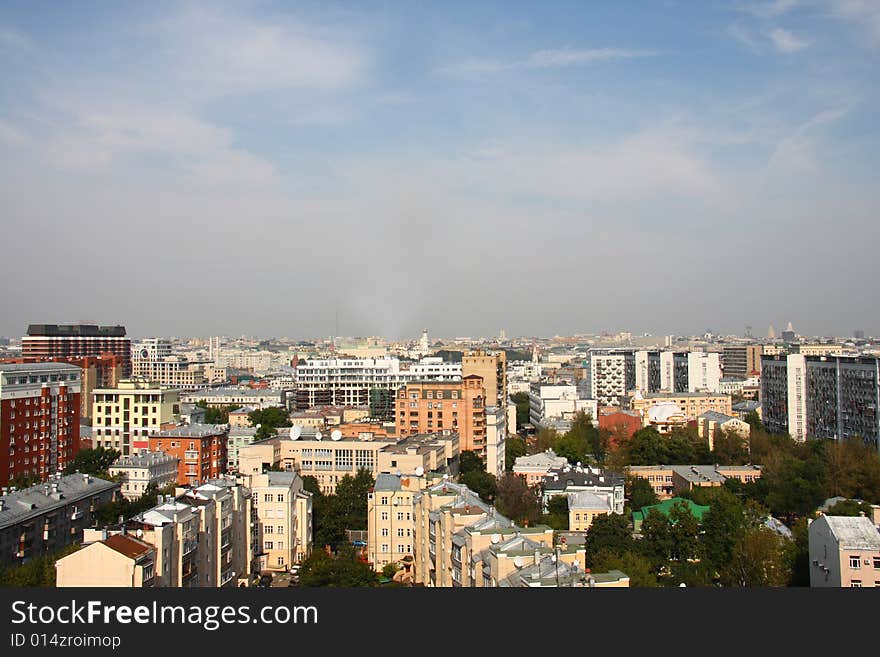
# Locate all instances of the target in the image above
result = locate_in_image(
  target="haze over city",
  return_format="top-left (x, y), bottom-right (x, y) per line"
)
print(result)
top-left (1, 0), bottom-right (879, 338)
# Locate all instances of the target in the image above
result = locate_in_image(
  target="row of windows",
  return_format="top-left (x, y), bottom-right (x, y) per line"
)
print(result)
top-left (379, 544), bottom-right (411, 553)
top-left (4, 374), bottom-right (78, 385)
top-left (849, 556), bottom-right (880, 569)
top-left (380, 528), bottom-right (412, 537)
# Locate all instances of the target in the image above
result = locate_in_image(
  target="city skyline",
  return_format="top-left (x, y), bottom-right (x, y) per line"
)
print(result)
top-left (1, 1), bottom-right (879, 338)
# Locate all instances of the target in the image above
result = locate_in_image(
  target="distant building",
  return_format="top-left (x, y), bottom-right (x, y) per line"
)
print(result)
top-left (809, 514), bottom-right (880, 587)
top-left (247, 471), bottom-right (312, 570)
top-left (628, 464), bottom-right (762, 500)
top-left (722, 345), bottom-right (763, 379)
top-left (630, 390), bottom-right (732, 421)
top-left (568, 491), bottom-right (613, 531)
top-left (528, 383), bottom-right (597, 428)
top-left (22, 323), bottom-right (131, 377)
top-left (540, 464), bottom-right (625, 514)
top-left (696, 411), bottom-right (751, 450)
top-left (598, 410), bottom-right (642, 445)
top-left (181, 387), bottom-right (284, 411)
top-left (226, 427), bottom-right (258, 473)
top-left (228, 406), bottom-right (255, 428)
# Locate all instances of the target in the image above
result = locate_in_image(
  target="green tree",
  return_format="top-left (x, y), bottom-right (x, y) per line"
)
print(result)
top-left (301, 475), bottom-right (322, 497)
top-left (639, 508), bottom-right (674, 565)
top-left (584, 513), bottom-right (635, 568)
top-left (8, 472), bottom-right (41, 489)
top-left (194, 400), bottom-right (241, 424)
top-left (494, 473), bottom-right (542, 526)
top-left (591, 548), bottom-right (658, 587)
top-left (460, 470), bottom-right (497, 504)
top-left (668, 500), bottom-right (702, 562)
top-left (626, 427), bottom-right (667, 465)
top-left (712, 428), bottom-right (750, 466)
top-left (0, 543), bottom-right (81, 587)
top-left (297, 546), bottom-right (379, 587)
top-left (720, 524), bottom-right (794, 587)
top-left (699, 488), bottom-right (745, 571)
top-left (541, 494), bottom-right (569, 530)
top-left (510, 392), bottom-right (530, 429)
top-left (63, 447), bottom-right (121, 478)
top-left (459, 450), bottom-right (484, 476)
top-left (531, 428), bottom-right (560, 455)
top-left (627, 476), bottom-right (660, 511)
top-left (744, 411), bottom-right (764, 433)
top-left (381, 561), bottom-right (399, 580)
top-left (249, 407), bottom-right (292, 430)
top-left (826, 499), bottom-right (875, 517)
top-left (505, 436), bottom-right (527, 471)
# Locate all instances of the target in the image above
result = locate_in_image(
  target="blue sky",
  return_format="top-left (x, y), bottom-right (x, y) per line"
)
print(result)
top-left (1, 0), bottom-right (879, 339)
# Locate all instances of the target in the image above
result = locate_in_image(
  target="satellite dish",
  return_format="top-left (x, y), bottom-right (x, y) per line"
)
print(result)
top-left (514, 556), bottom-right (524, 569)
top-left (290, 425), bottom-right (302, 440)
top-left (442, 474), bottom-right (449, 480)
top-left (414, 466), bottom-right (424, 477)
top-left (331, 429), bottom-right (342, 441)
top-left (315, 430), bottom-right (322, 441)
top-left (490, 533), bottom-right (500, 544)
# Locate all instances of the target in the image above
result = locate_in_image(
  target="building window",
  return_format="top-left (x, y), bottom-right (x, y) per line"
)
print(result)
top-left (277, 557), bottom-right (285, 566)
top-left (851, 580), bottom-right (862, 588)
top-left (264, 541), bottom-right (274, 550)
top-left (265, 526), bottom-right (273, 534)
top-left (381, 544), bottom-right (389, 553)
top-left (382, 528), bottom-right (389, 537)
top-left (874, 558), bottom-right (880, 569)
top-left (381, 512), bottom-right (388, 521)
top-left (850, 556), bottom-right (861, 569)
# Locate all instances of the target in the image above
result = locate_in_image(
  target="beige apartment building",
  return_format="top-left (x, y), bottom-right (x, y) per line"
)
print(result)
top-left (57, 477), bottom-right (252, 588)
top-left (809, 514), bottom-right (880, 587)
top-left (248, 471), bottom-right (312, 570)
top-left (462, 350), bottom-right (507, 408)
top-left (238, 430), bottom-right (459, 496)
top-left (630, 391), bottom-right (732, 422)
top-left (567, 491), bottom-right (613, 531)
top-left (628, 464), bottom-right (763, 500)
top-left (367, 473), bottom-right (422, 572)
top-left (396, 376), bottom-right (487, 459)
top-left (92, 380), bottom-right (181, 455)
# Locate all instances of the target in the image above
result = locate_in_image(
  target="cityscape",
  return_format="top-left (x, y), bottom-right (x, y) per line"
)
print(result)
top-left (1, 0), bottom-right (880, 603)
top-left (1, 323), bottom-right (878, 588)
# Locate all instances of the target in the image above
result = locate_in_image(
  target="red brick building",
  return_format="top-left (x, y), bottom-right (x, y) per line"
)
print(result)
top-left (598, 410), bottom-right (643, 447)
top-left (22, 324), bottom-right (131, 377)
top-left (1, 354), bottom-right (122, 421)
top-left (149, 424), bottom-right (228, 486)
top-left (0, 363), bottom-right (82, 486)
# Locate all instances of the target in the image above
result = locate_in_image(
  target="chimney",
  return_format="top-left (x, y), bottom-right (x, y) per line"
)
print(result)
top-left (534, 550), bottom-right (540, 566)
top-left (102, 527), bottom-right (108, 541)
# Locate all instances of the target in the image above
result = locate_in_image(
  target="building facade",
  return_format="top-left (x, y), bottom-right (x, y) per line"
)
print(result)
top-left (149, 424), bottom-right (228, 486)
top-left (0, 473), bottom-right (119, 566)
top-left (247, 471), bottom-right (312, 571)
top-left (108, 451), bottom-right (179, 500)
top-left (23, 324), bottom-right (131, 377)
top-left (92, 380), bottom-right (181, 455)
top-left (462, 350), bottom-right (507, 408)
top-left (0, 362), bottom-right (82, 486)
top-left (809, 514), bottom-right (880, 587)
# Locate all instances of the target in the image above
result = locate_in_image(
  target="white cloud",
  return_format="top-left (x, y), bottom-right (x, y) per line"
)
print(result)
top-left (157, 6), bottom-right (369, 96)
top-left (439, 47), bottom-right (655, 78)
top-left (768, 28), bottom-right (812, 52)
top-left (742, 0), bottom-right (800, 19)
top-left (828, 0), bottom-right (880, 45)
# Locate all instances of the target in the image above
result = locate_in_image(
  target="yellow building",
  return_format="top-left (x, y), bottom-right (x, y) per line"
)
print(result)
top-left (92, 379), bottom-right (181, 455)
top-left (247, 471), bottom-right (312, 570)
top-left (630, 391), bottom-right (732, 421)
top-left (462, 350), bottom-right (507, 408)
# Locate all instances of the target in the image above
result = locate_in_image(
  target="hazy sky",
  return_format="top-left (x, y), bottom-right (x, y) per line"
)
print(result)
top-left (1, 0), bottom-right (878, 340)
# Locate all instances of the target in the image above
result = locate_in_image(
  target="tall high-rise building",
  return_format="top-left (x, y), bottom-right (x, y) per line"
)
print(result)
top-left (0, 363), bottom-right (82, 486)
top-left (23, 324), bottom-right (131, 377)
top-left (462, 350), bottom-right (507, 408)
top-left (92, 380), bottom-right (181, 455)
top-left (760, 354), bottom-right (880, 448)
top-left (721, 345), bottom-right (764, 379)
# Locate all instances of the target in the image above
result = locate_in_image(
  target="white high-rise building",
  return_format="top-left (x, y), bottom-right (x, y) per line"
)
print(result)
top-left (687, 352), bottom-right (722, 393)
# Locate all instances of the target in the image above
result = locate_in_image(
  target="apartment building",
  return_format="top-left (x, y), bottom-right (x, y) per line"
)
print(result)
top-left (237, 430), bottom-right (459, 495)
top-left (367, 473), bottom-right (421, 572)
top-left (0, 473), bottom-right (119, 567)
top-left (293, 357), bottom-right (461, 411)
top-left (484, 406), bottom-right (507, 478)
top-left (462, 350), bottom-right (507, 408)
top-left (132, 355), bottom-right (208, 390)
top-left (150, 424), bottom-right (228, 486)
top-left (528, 383), bottom-right (598, 428)
top-left (0, 362), bottom-right (82, 485)
top-left (247, 471), bottom-right (312, 571)
top-left (568, 491), bottom-right (613, 531)
top-left (92, 380), bottom-right (181, 455)
top-left (56, 477), bottom-right (252, 588)
top-left (181, 387), bottom-right (285, 411)
top-left (809, 514), bottom-right (880, 587)
top-left (540, 465), bottom-right (625, 514)
top-left (696, 411), bottom-right (751, 450)
top-left (628, 464), bottom-right (763, 500)
top-left (109, 451), bottom-right (179, 500)
top-left (23, 324), bottom-right (132, 377)
top-left (761, 354), bottom-right (880, 446)
top-left (396, 377), bottom-right (486, 458)
top-left (227, 427), bottom-right (258, 473)
top-left (512, 450), bottom-right (568, 487)
top-left (630, 391), bottom-right (732, 421)
top-left (228, 406), bottom-right (255, 428)
top-left (1, 354), bottom-right (121, 421)
top-left (589, 350), bottom-right (633, 405)
top-left (722, 345), bottom-right (764, 379)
